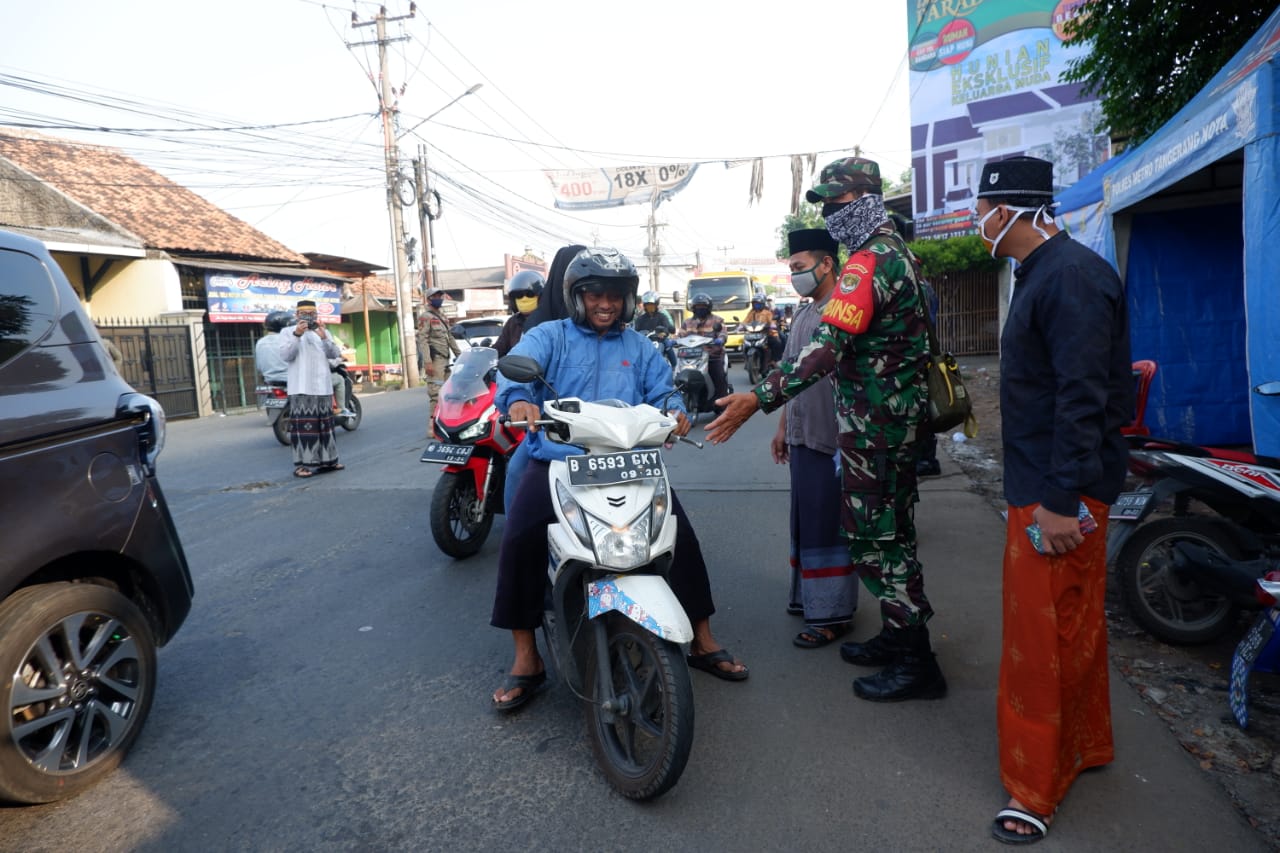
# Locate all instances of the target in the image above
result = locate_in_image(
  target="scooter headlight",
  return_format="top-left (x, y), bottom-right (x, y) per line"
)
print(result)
top-left (587, 510), bottom-right (651, 570)
top-left (555, 479), bottom-right (593, 548)
top-left (649, 477), bottom-right (669, 544)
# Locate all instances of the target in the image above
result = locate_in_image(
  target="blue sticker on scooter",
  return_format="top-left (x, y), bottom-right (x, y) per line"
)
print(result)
top-left (588, 579), bottom-right (666, 637)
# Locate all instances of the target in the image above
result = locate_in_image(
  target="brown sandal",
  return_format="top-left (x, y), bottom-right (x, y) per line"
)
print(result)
top-left (293, 467), bottom-right (315, 478)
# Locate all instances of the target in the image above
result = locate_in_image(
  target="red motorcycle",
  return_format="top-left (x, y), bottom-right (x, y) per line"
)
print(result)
top-left (421, 347), bottom-right (524, 558)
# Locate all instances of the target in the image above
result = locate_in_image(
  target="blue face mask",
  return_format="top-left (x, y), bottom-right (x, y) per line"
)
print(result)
top-left (429, 297), bottom-right (444, 308)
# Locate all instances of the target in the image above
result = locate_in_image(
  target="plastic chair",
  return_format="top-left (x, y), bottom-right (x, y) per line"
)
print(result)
top-left (1121, 360), bottom-right (1157, 436)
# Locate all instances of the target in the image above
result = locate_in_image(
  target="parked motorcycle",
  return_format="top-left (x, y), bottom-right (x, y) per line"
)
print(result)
top-left (1230, 571), bottom-right (1280, 729)
top-left (738, 321), bottom-right (770, 386)
top-left (421, 347), bottom-right (524, 558)
top-left (1108, 382), bottom-right (1280, 644)
top-left (670, 334), bottom-right (731, 422)
top-left (256, 363), bottom-right (362, 446)
top-left (495, 353), bottom-right (701, 800)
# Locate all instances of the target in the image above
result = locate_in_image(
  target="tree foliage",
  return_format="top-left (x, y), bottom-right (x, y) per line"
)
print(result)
top-left (1063, 0), bottom-right (1272, 145)
top-left (906, 236), bottom-right (1002, 277)
top-left (775, 202), bottom-right (827, 259)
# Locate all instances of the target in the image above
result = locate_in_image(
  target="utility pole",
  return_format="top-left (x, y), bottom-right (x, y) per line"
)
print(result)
top-left (414, 146), bottom-right (433, 294)
top-left (644, 196), bottom-right (665, 293)
top-left (352, 5), bottom-right (420, 389)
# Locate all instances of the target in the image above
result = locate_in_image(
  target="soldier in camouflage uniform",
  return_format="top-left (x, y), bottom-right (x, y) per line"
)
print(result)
top-left (419, 287), bottom-right (460, 434)
top-left (707, 157), bottom-right (946, 703)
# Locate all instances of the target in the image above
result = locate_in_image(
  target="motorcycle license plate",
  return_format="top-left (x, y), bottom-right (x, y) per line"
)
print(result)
top-left (1109, 490), bottom-right (1153, 521)
top-left (420, 441), bottom-right (473, 465)
top-left (1230, 608), bottom-right (1279, 729)
top-left (676, 348), bottom-right (702, 359)
top-left (566, 450), bottom-right (664, 486)
top-left (262, 398), bottom-right (286, 409)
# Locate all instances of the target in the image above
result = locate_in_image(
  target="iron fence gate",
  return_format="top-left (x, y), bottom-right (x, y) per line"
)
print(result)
top-left (932, 269), bottom-right (999, 356)
top-left (203, 321), bottom-right (262, 413)
top-left (98, 320), bottom-right (199, 418)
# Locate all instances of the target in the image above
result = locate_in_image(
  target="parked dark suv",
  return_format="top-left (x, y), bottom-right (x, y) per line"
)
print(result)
top-left (0, 229), bottom-right (193, 804)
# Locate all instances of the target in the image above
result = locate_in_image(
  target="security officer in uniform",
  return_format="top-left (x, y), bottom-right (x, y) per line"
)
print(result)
top-left (418, 286), bottom-right (460, 433)
top-left (707, 157), bottom-right (945, 703)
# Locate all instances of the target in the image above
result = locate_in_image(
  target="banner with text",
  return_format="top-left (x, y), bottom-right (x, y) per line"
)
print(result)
top-left (205, 271), bottom-right (343, 324)
top-left (906, 0), bottom-right (1108, 238)
top-left (546, 163), bottom-right (698, 210)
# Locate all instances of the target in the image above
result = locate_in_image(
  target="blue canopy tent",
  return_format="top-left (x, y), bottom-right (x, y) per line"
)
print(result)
top-left (1055, 7), bottom-right (1280, 455)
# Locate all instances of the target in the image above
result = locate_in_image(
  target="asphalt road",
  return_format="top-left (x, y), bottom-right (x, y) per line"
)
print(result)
top-left (0, 363), bottom-right (1267, 852)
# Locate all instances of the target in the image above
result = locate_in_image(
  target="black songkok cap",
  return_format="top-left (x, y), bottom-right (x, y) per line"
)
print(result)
top-left (787, 228), bottom-right (838, 256)
top-left (977, 155), bottom-right (1055, 199)
top-left (296, 299), bottom-right (317, 308)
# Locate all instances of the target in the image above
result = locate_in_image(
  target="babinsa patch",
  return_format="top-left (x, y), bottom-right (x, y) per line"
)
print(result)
top-left (821, 250), bottom-right (877, 334)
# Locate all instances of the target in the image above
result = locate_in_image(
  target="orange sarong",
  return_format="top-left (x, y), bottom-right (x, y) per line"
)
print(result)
top-left (998, 497), bottom-right (1115, 816)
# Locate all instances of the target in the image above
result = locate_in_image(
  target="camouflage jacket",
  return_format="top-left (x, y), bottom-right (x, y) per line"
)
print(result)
top-left (753, 223), bottom-right (929, 450)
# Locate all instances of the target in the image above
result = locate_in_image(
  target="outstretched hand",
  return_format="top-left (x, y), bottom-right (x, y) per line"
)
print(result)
top-left (705, 392), bottom-right (759, 444)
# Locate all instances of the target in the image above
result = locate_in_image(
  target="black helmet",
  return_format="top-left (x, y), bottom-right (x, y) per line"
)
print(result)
top-left (563, 247), bottom-right (639, 326)
top-left (690, 292), bottom-right (712, 311)
top-left (265, 310), bottom-right (294, 332)
top-left (505, 270), bottom-right (545, 313)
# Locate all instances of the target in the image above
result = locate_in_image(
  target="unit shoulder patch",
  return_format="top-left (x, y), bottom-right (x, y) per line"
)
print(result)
top-left (820, 250), bottom-right (877, 334)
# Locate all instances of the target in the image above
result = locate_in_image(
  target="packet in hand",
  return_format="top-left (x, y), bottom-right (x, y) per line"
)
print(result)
top-left (1026, 501), bottom-right (1097, 555)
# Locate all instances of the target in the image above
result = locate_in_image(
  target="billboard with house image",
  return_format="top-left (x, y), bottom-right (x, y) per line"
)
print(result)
top-left (905, 0), bottom-right (1110, 238)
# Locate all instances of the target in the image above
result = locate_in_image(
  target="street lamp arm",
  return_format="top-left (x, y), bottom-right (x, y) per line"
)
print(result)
top-left (397, 83), bottom-right (482, 141)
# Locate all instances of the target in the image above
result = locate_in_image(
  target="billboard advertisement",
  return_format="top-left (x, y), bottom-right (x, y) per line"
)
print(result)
top-left (907, 0), bottom-right (1109, 237)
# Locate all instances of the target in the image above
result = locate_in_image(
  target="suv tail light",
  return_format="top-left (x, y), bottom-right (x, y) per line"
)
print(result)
top-left (117, 392), bottom-right (167, 473)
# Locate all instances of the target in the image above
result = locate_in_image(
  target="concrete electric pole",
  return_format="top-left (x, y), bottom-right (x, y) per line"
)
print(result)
top-left (352, 5), bottom-right (420, 389)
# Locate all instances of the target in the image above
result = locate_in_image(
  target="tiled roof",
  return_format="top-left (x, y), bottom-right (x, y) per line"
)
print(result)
top-left (0, 129), bottom-right (306, 263)
top-left (347, 275), bottom-right (399, 300)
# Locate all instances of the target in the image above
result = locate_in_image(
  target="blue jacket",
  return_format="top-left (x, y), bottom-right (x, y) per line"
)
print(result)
top-left (497, 318), bottom-right (684, 461)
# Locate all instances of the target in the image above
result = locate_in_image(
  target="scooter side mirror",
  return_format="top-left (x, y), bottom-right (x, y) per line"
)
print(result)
top-left (498, 354), bottom-right (543, 384)
top-left (1254, 381), bottom-right (1280, 397)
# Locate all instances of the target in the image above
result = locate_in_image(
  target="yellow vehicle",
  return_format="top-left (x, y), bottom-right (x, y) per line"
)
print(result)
top-left (685, 271), bottom-right (763, 358)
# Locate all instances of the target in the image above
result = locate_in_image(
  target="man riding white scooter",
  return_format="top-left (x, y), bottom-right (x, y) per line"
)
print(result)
top-left (490, 247), bottom-right (749, 711)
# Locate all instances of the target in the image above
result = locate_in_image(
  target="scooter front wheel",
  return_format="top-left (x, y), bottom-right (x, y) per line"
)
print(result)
top-left (585, 613), bottom-right (694, 801)
top-left (1116, 516), bottom-right (1243, 644)
top-left (429, 470), bottom-right (494, 559)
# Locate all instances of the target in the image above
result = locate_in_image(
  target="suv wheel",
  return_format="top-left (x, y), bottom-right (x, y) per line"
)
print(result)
top-left (0, 583), bottom-right (157, 804)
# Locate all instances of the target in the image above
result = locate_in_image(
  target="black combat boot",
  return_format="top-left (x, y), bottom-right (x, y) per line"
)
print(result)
top-left (839, 626), bottom-right (904, 667)
top-left (852, 625), bottom-right (947, 702)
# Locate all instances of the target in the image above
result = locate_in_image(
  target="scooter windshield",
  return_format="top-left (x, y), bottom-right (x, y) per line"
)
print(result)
top-left (442, 347), bottom-right (498, 403)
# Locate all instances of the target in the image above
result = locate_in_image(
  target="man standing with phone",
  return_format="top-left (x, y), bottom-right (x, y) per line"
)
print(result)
top-left (281, 299), bottom-right (345, 478)
top-left (975, 155), bottom-right (1132, 843)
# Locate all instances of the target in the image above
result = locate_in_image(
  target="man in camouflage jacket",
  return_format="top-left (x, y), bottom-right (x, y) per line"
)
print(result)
top-left (419, 287), bottom-right (460, 434)
top-left (707, 157), bottom-right (946, 703)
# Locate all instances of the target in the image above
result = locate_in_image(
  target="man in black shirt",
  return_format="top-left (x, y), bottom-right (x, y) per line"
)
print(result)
top-left (976, 155), bottom-right (1132, 844)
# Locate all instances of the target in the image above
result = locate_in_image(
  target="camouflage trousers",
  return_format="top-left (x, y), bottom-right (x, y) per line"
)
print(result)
top-left (839, 444), bottom-right (933, 629)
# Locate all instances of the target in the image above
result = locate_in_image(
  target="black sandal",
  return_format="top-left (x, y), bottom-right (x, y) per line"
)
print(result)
top-left (317, 462), bottom-right (345, 473)
top-left (293, 467), bottom-right (315, 478)
top-left (793, 623), bottom-right (851, 649)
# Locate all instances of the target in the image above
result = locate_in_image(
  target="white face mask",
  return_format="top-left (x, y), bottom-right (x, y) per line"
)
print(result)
top-left (790, 259), bottom-right (826, 297)
top-left (976, 204), bottom-right (1053, 259)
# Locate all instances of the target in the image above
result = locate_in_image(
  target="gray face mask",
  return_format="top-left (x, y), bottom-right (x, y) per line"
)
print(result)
top-left (790, 261), bottom-right (824, 297)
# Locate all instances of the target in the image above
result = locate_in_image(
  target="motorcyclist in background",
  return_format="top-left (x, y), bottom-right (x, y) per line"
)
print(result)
top-left (742, 287), bottom-right (783, 370)
top-left (678, 292), bottom-right (730, 415)
top-left (255, 310), bottom-right (294, 384)
top-left (633, 290), bottom-right (676, 368)
top-left (495, 270), bottom-right (544, 358)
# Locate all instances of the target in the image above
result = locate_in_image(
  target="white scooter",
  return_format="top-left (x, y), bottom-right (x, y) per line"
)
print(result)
top-left (498, 354), bottom-right (699, 801)
top-left (670, 333), bottom-right (730, 422)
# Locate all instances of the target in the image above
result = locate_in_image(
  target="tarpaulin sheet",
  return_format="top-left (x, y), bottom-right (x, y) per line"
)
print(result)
top-left (1126, 204), bottom-right (1249, 445)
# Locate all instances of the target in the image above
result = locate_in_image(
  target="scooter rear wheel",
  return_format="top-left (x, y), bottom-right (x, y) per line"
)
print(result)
top-left (272, 409), bottom-right (290, 446)
top-left (339, 395), bottom-right (362, 431)
top-left (429, 470), bottom-right (493, 559)
top-left (584, 613), bottom-right (694, 801)
top-left (1116, 516), bottom-right (1243, 644)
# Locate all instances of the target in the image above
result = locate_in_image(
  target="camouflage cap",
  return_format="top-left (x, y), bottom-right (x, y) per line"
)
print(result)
top-left (806, 157), bottom-right (882, 202)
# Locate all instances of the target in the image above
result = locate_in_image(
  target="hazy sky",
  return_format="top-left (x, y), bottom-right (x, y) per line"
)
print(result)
top-left (0, 0), bottom-right (913, 273)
